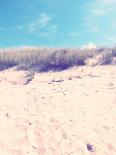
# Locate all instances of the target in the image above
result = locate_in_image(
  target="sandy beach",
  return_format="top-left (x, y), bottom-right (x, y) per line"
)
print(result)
top-left (0, 65), bottom-right (116, 155)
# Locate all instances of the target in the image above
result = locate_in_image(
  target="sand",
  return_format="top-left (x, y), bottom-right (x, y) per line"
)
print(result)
top-left (0, 65), bottom-right (116, 155)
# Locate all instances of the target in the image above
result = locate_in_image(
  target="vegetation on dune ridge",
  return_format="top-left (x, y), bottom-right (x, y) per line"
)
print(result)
top-left (0, 47), bottom-right (116, 72)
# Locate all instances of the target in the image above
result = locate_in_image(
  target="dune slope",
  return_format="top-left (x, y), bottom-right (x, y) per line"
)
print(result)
top-left (0, 66), bottom-right (116, 155)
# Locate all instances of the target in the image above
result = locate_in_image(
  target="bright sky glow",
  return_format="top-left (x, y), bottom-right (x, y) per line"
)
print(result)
top-left (0, 0), bottom-right (116, 47)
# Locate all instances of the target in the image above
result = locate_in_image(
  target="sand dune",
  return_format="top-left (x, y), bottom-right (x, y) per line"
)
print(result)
top-left (0, 66), bottom-right (116, 155)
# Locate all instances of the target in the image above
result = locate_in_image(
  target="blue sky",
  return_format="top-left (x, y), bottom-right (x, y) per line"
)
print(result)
top-left (0, 0), bottom-right (116, 48)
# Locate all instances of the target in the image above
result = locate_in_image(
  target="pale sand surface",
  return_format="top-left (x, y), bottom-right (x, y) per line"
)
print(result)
top-left (0, 66), bottom-right (116, 155)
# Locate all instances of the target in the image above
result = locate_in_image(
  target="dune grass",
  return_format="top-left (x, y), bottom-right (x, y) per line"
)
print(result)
top-left (0, 47), bottom-right (116, 72)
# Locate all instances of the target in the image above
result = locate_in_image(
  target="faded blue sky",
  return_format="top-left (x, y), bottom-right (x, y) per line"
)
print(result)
top-left (0, 0), bottom-right (116, 48)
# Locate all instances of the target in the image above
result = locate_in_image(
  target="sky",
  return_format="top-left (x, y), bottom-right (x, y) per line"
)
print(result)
top-left (0, 0), bottom-right (116, 48)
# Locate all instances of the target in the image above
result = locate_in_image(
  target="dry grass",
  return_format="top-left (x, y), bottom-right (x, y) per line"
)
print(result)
top-left (0, 47), bottom-right (116, 72)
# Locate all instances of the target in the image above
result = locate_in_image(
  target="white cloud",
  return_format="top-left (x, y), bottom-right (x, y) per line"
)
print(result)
top-left (90, 9), bottom-right (106, 16)
top-left (85, 16), bottom-right (99, 32)
top-left (39, 32), bottom-right (51, 38)
top-left (0, 27), bottom-right (7, 31)
top-left (98, 0), bottom-right (115, 3)
top-left (25, 12), bottom-right (58, 40)
top-left (10, 25), bottom-right (24, 31)
top-left (90, 26), bottom-right (99, 32)
top-left (84, 19), bottom-right (99, 32)
top-left (49, 25), bottom-right (58, 33)
top-left (17, 25), bottom-right (24, 30)
top-left (0, 12), bottom-right (58, 40)
top-left (0, 25), bottom-right (24, 32)
top-left (37, 25), bottom-right (58, 39)
top-left (68, 32), bottom-right (79, 38)
top-left (82, 42), bottom-right (97, 49)
top-left (83, 0), bottom-right (114, 32)
top-left (27, 13), bottom-right (51, 32)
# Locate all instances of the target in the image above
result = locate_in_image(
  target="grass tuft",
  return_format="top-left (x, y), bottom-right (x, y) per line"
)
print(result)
top-left (0, 47), bottom-right (116, 72)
